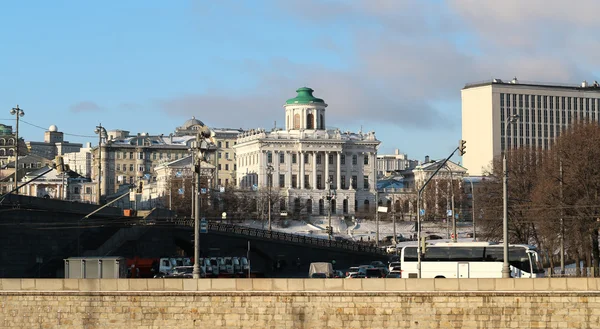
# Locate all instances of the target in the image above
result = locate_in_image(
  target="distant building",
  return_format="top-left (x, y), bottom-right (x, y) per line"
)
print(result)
top-left (0, 123), bottom-right (27, 167)
top-left (26, 125), bottom-right (82, 160)
top-left (462, 78), bottom-right (600, 175)
top-left (174, 117), bottom-right (243, 189)
top-left (376, 149), bottom-right (418, 177)
top-left (234, 87), bottom-right (380, 217)
top-left (63, 142), bottom-right (93, 178)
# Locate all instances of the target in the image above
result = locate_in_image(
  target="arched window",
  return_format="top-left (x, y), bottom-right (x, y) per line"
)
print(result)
top-left (294, 114), bottom-right (300, 129)
top-left (7, 138), bottom-right (14, 146)
top-left (331, 200), bottom-right (336, 214)
top-left (0, 139), bottom-right (5, 146)
top-left (386, 200), bottom-right (392, 208)
top-left (319, 199), bottom-right (324, 215)
top-left (364, 199), bottom-right (370, 211)
top-left (306, 113), bottom-right (314, 129)
top-left (320, 114), bottom-right (324, 129)
top-left (306, 199), bottom-right (312, 214)
top-left (0, 149), bottom-right (4, 156)
top-left (343, 199), bottom-right (348, 214)
top-left (8, 149), bottom-right (14, 156)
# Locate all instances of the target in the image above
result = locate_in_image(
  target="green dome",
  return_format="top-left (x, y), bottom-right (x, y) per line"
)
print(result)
top-left (285, 87), bottom-right (325, 105)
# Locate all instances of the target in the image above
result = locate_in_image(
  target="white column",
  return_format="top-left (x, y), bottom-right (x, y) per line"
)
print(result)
top-left (358, 152), bottom-right (364, 190)
top-left (312, 151), bottom-right (317, 189)
top-left (299, 151), bottom-right (305, 189)
top-left (274, 151), bottom-right (280, 189)
top-left (371, 152), bottom-right (376, 191)
top-left (262, 151), bottom-right (268, 187)
top-left (324, 151), bottom-right (329, 190)
top-left (286, 151), bottom-right (292, 188)
top-left (336, 152), bottom-right (341, 190)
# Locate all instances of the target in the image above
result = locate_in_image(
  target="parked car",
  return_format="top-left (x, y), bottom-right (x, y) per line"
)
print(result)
top-left (310, 273), bottom-right (328, 278)
top-left (388, 262), bottom-right (401, 272)
top-left (370, 261), bottom-right (387, 269)
top-left (346, 266), bottom-right (361, 277)
top-left (333, 270), bottom-right (345, 278)
top-left (386, 272), bottom-right (401, 278)
top-left (386, 245), bottom-right (397, 254)
top-left (164, 266), bottom-right (205, 278)
top-left (365, 268), bottom-right (386, 278)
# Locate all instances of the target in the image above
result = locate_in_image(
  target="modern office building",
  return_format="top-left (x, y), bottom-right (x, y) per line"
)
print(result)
top-left (234, 87), bottom-right (380, 217)
top-left (462, 78), bottom-right (600, 175)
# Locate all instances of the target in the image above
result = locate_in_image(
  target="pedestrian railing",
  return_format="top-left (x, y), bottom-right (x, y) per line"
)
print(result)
top-left (171, 219), bottom-right (386, 256)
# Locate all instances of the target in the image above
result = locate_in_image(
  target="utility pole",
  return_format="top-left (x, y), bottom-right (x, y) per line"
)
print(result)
top-left (10, 105), bottom-right (24, 194)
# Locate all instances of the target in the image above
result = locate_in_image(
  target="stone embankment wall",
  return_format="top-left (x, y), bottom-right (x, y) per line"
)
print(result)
top-left (1, 278), bottom-right (600, 328)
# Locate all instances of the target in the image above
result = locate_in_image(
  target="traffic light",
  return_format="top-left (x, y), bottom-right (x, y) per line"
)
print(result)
top-left (458, 139), bottom-right (467, 156)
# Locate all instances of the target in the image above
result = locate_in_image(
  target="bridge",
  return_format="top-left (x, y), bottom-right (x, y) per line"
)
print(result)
top-left (0, 194), bottom-right (387, 278)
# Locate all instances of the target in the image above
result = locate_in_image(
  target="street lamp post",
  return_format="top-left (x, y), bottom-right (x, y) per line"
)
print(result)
top-left (10, 105), bottom-right (24, 194)
top-left (193, 127), bottom-right (212, 279)
top-left (502, 114), bottom-right (520, 278)
top-left (326, 178), bottom-right (335, 241)
top-left (94, 124), bottom-right (107, 205)
top-left (267, 165), bottom-right (273, 231)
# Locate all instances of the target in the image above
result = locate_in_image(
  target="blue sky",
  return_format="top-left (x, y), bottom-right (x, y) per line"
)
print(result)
top-left (1, 0), bottom-right (599, 164)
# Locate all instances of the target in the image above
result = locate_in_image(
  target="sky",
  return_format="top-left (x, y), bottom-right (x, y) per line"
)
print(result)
top-left (1, 0), bottom-right (599, 163)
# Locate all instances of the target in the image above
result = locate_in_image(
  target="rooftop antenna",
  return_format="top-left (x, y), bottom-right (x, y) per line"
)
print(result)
top-left (274, 121), bottom-right (277, 130)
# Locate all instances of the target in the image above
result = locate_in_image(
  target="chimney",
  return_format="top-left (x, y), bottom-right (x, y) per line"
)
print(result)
top-left (395, 149), bottom-right (400, 155)
top-left (425, 155), bottom-right (430, 163)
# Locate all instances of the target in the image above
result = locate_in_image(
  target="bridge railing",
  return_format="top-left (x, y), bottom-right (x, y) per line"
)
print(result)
top-left (171, 219), bottom-right (386, 256)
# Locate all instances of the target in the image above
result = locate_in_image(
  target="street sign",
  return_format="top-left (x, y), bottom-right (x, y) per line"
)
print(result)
top-left (419, 209), bottom-right (425, 216)
top-left (200, 218), bottom-right (208, 234)
top-left (377, 206), bottom-right (388, 213)
top-left (447, 209), bottom-right (452, 216)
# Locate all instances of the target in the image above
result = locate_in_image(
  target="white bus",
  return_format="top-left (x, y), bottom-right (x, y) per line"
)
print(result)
top-left (400, 241), bottom-right (545, 278)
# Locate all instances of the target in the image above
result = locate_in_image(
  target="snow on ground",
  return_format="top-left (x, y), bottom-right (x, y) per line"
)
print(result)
top-left (234, 218), bottom-right (474, 245)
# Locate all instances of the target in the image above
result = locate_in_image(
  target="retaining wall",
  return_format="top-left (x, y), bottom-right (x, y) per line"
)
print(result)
top-left (1, 278), bottom-right (600, 328)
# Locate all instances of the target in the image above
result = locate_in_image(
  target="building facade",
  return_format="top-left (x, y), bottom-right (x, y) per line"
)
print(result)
top-left (234, 87), bottom-right (380, 217)
top-left (63, 142), bottom-right (93, 178)
top-left (175, 118), bottom-right (242, 189)
top-left (462, 78), bottom-right (600, 175)
top-left (26, 125), bottom-right (82, 160)
top-left (376, 149), bottom-right (418, 178)
top-left (93, 120), bottom-right (219, 202)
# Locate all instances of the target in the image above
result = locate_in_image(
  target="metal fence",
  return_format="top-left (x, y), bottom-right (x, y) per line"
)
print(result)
top-left (544, 267), bottom-right (596, 278)
top-left (171, 219), bottom-right (387, 256)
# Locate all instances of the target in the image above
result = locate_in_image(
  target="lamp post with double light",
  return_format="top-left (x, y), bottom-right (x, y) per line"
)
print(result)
top-left (94, 124), bottom-right (107, 205)
top-left (193, 127), bottom-right (212, 279)
top-left (10, 105), bottom-right (24, 194)
top-left (502, 114), bottom-right (520, 278)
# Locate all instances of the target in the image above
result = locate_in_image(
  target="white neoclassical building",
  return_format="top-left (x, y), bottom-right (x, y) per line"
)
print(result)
top-left (234, 87), bottom-right (380, 217)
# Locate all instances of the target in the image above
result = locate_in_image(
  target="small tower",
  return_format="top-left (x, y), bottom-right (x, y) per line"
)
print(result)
top-left (284, 87), bottom-right (328, 131)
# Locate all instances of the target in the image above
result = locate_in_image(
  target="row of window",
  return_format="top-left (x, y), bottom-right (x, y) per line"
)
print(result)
top-left (264, 152), bottom-right (369, 165)
top-left (275, 198), bottom-right (372, 215)
top-left (500, 93), bottom-right (599, 112)
top-left (0, 138), bottom-right (16, 146)
top-left (114, 151), bottom-right (186, 161)
top-left (216, 141), bottom-right (234, 148)
top-left (248, 174), bottom-right (369, 189)
top-left (501, 107), bottom-right (596, 126)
